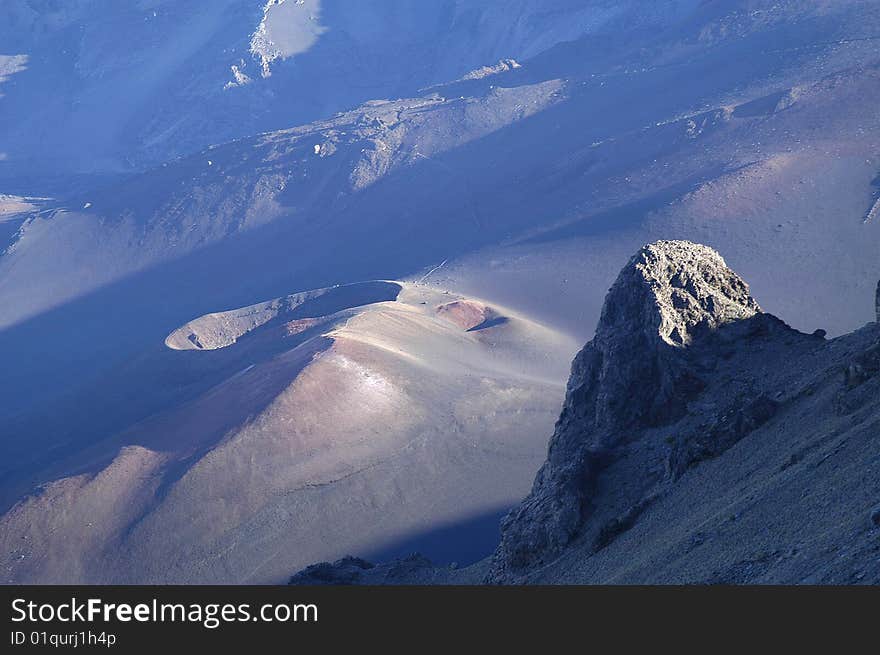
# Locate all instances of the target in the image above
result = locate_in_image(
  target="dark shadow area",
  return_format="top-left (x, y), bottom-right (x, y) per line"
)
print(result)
top-left (364, 506), bottom-right (510, 567)
top-left (732, 90), bottom-right (789, 118)
top-left (0, 216), bottom-right (25, 250)
top-left (467, 316), bottom-right (510, 332)
top-left (0, 329), bottom-right (335, 514)
top-left (290, 281), bottom-right (402, 319)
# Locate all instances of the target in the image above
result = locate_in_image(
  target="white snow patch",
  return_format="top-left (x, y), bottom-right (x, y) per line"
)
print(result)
top-left (0, 54), bottom-right (28, 97)
top-left (250, 0), bottom-right (327, 78)
top-left (460, 59), bottom-right (521, 81)
top-left (865, 197), bottom-right (880, 224)
top-left (224, 61), bottom-right (253, 89)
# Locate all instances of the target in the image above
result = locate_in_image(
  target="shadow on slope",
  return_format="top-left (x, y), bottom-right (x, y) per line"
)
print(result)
top-left (364, 506), bottom-right (510, 568)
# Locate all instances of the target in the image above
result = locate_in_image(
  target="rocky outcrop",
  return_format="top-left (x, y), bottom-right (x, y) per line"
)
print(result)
top-left (289, 555), bottom-right (442, 586)
top-left (288, 557), bottom-right (377, 585)
top-left (487, 240), bottom-right (762, 582)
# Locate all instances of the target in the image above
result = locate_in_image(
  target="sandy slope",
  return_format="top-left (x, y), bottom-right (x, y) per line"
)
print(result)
top-left (296, 320), bottom-right (880, 586)
top-left (3, 2), bottom-right (878, 424)
top-left (0, 282), bottom-right (576, 583)
top-left (434, 63), bottom-right (880, 340)
top-left (1, 1), bottom-right (879, 585)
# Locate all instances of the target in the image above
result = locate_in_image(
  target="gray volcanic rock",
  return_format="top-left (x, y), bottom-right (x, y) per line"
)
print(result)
top-left (488, 240), bottom-right (761, 581)
top-left (289, 554), bottom-right (445, 586)
top-left (288, 557), bottom-right (376, 586)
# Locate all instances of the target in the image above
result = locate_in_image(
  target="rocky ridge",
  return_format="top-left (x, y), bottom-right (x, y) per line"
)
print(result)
top-left (488, 240), bottom-right (763, 581)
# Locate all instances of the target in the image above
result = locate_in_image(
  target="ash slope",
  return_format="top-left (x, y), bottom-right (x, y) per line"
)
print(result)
top-left (292, 242), bottom-right (880, 585)
top-left (4, 0), bottom-right (880, 446)
top-left (0, 282), bottom-right (577, 584)
top-left (3, 0), bottom-right (880, 586)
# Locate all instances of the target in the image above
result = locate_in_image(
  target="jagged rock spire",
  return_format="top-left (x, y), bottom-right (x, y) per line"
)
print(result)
top-left (488, 240), bottom-right (761, 582)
